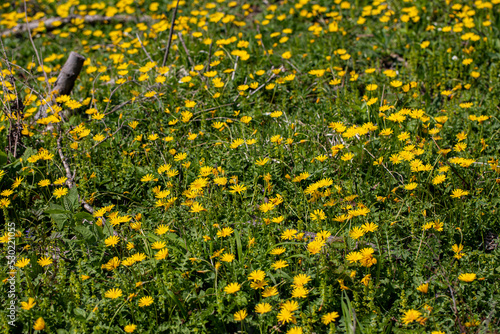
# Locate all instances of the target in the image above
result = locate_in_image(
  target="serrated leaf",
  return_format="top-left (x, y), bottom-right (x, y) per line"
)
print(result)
top-left (74, 225), bottom-right (94, 242)
top-left (64, 186), bottom-right (79, 211)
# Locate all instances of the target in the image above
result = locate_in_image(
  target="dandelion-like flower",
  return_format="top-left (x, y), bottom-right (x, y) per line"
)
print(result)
top-left (271, 260), bottom-right (288, 270)
top-left (124, 324), bottom-right (137, 333)
top-left (401, 309), bottom-right (422, 324)
top-left (53, 187), bottom-right (69, 198)
top-left (450, 189), bottom-right (469, 198)
top-left (104, 235), bottom-right (120, 247)
top-left (287, 327), bottom-right (303, 334)
top-left (155, 248), bottom-right (169, 260)
top-left (15, 257), bottom-right (30, 268)
top-left (33, 317), bottom-right (45, 330)
top-left (255, 302), bottom-right (272, 314)
top-left (138, 296), bottom-right (154, 307)
top-left (322, 311), bottom-right (339, 325)
top-left (234, 309), bottom-right (247, 321)
top-left (277, 309), bottom-right (294, 323)
top-left (37, 256), bottom-right (53, 267)
top-left (262, 286), bottom-right (278, 297)
top-left (248, 270), bottom-right (266, 282)
top-left (105, 288), bottom-right (123, 299)
top-left (458, 273), bottom-right (476, 282)
top-left (21, 298), bottom-right (36, 310)
top-left (224, 282), bottom-right (241, 294)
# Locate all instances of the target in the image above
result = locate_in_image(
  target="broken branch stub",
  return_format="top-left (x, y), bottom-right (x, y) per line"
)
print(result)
top-left (35, 51), bottom-right (85, 120)
top-left (54, 51), bottom-right (86, 96)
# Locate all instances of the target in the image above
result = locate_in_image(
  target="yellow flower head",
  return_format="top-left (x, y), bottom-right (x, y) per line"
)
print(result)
top-left (33, 317), bottom-right (45, 331)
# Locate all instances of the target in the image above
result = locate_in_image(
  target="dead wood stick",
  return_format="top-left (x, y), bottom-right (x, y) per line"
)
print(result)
top-left (1, 14), bottom-right (152, 37)
top-left (35, 51), bottom-right (86, 121)
top-left (162, 0), bottom-right (180, 67)
top-left (135, 32), bottom-right (154, 64)
top-left (56, 131), bottom-right (95, 214)
top-left (177, 32), bottom-right (195, 67)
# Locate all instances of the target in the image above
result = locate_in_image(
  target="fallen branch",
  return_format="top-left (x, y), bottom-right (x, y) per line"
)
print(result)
top-left (35, 51), bottom-right (86, 121)
top-left (1, 14), bottom-right (152, 37)
top-left (56, 131), bottom-right (95, 214)
top-left (162, 0), bottom-right (180, 67)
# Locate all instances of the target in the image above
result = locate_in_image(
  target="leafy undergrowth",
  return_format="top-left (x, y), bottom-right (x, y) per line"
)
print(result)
top-left (1, 0), bottom-right (500, 333)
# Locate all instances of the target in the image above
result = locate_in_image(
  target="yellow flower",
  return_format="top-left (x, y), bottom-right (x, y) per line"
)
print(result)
top-left (420, 41), bottom-right (430, 48)
top-left (220, 253), bottom-right (235, 262)
top-left (255, 158), bottom-right (269, 166)
top-left (15, 257), bottom-right (30, 268)
top-left (53, 176), bottom-right (68, 185)
top-left (450, 189), bottom-right (469, 198)
top-left (217, 227), bottom-right (234, 238)
top-left (404, 183), bottom-right (418, 191)
top-left (138, 296), bottom-right (154, 307)
top-left (390, 80), bottom-right (403, 87)
top-left (248, 270), bottom-right (266, 282)
top-left (361, 274), bottom-right (371, 286)
top-left (141, 174), bottom-right (155, 182)
top-left (155, 224), bottom-right (169, 235)
top-left (174, 152), bottom-right (187, 161)
top-left (124, 324), bottom-right (137, 333)
top-left (151, 241), bottom-right (167, 250)
top-left (12, 176), bottom-right (23, 188)
top-left (349, 227), bottom-right (365, 240)
top-left (432, 174), bottom-right (446, 185)
top-left (401, 309), bottom-right (422, 324)
top-left (310, 209), bottom-right (326, 221)
top-left (281, 300), bottom-right (299, 312)
top-left (33, 317), bottom-right (45, 330)
top-left (229, 184), bottom-right (247, 194)
top-left (346, 251), bottom-right (363, 264)
top-left (287, 327), bottom-right (303, 334)
top-left (341, 152), bottom-right (354, 161)
top-left (361, 222), bottom-right (378, 233)
top-left (281, 229), bottom-right (297, 240)
top-left (416, 283), bottom-right (429, 293)
top-left (255, 302), bottom-right (272, 314)
top-left (53, 187), bottom-right (69, 198)
top-left (277, 309), bottom-right (294, 323)
top-left (234, 309), bottom-right (247, 321)
top-left (322, 311), bottom-right (339, 325)
top-left (291, 286), bottom-right (308, 298)
top-left (37, 256), bottom-right (53, 267)
top-left (458, 273), bottom-right (476, 282)
top-left (262, 286), bottom-right (278, 297)
top-left (38, 179), bottom-right (51, 187)
top-left (293, 274), bottom-right (311, 287)
top-left (21, 298), bottom-right (36, 310)
top-left (105, 288), bottom-right (123, 299)
top-left (224, 282), bottom-right (241, 294)
top-left (104, 235), bottom-right (120, 247)
top-left (271, 260), bottom-right (288, 270)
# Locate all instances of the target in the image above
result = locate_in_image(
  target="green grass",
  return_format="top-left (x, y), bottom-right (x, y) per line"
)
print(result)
top-left (0, 0), bottom-right (500, 333)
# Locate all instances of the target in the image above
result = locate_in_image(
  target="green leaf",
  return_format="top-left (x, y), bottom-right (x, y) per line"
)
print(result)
top-left (46, 204), bottom-right (70, 231)
top-left (234, 229), bottom-right (243, 262)
top-left (64, 186), bottom-right (79, 211)
top-left (0, 151), bottom-right (7, 167)
top-left (74, 212), bottom-right (94, 222)
top-left (74, 307), bottom-right (87, 320)
top-left (166, 289), bottom-right (188, 319)
top-left (74, 225), bottom-right (94, 242)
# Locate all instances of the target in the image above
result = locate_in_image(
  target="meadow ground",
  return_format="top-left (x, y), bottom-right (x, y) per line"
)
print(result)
top-left (0, 0), bottom-right (500, 333)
